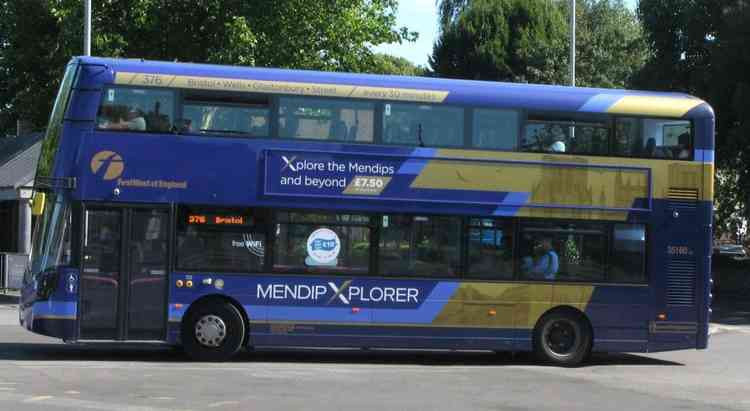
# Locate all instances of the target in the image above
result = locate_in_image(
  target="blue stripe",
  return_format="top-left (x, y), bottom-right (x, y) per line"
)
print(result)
top-left (397, 148), bottom-right (437, 175)
top-left (578, 94), bottom-right (621, 113)
top-left (695, 149), bottom-right (714, 163)
top-left (33, 300), bottom-right (76, 318)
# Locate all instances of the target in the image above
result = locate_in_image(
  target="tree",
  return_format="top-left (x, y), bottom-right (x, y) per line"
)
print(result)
top-left (430, 0), bottom-right (647, 88)
top-left (369, 53), bottom-right (426, 76)
top-left (430, 0), bottom-right (569, 84)
top-left (0, 0), bottom-right (414, 136)
top-left (635, 0), bottom-right (750, 241)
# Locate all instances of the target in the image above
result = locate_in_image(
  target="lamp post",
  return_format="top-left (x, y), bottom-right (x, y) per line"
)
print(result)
top-left (569, 0), bottom-right (575, 87)
top-left (84, 0), bottom-right (91, 56)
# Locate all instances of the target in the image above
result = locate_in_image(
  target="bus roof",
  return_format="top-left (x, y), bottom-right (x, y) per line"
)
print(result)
top-left (74, 56), bottom-right (714, 120)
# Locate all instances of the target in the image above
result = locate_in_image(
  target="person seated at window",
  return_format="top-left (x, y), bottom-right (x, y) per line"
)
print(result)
top-left (547, 140), bottom-right (566, 153)
top-left (524, 238), bottom-right (559, 280)
top-left (675, 132), bottom-right (691, 159)
top-left (101, 105), bottom-right (146, 131)
top-left (643, 137), bottom-right (670, 158)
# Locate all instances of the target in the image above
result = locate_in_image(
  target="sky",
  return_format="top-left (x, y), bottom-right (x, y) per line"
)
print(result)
top-left (373, 0), bottom-right (639, 68)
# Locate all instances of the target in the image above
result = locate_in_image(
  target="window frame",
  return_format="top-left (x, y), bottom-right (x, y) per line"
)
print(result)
top-left (276, 95), bottom-right (377, 144)
top-left (95, 85), bottom-right (178, 134)
top-left (180, 98), bottom-right (271, 138)
top-left (174, 206), bottom-right (269, 274)
top-left (380, 101), bottom-right (467, 149)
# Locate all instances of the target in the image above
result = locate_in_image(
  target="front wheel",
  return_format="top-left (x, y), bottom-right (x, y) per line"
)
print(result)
top-left (182, 300), bottom-right (245, 362)
top-left (533, 311), bottom-right (591, 367)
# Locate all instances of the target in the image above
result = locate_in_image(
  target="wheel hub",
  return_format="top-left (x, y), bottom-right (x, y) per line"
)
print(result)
top-left (195, 314), bottom-right (227, 348)
top-left (546, 320), bottom-right (577, 355)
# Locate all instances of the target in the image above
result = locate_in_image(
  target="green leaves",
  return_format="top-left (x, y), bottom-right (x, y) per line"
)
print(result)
top-left (430, 0), bottom-right (647, 88)
top-left (0, 0), bottom-right (412, 135)
top-left (635, 0), bottom-right (750, 241)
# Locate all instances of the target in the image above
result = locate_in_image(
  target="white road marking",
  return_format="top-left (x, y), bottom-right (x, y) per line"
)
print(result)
top-left (208, 401), bottom-right (240, 408)
top-left (65, 390), bottom-right (80, 395)
top-left (0, 387), bottom-right (15, 391)
top-left (23, 395), bottom-right (53, 402)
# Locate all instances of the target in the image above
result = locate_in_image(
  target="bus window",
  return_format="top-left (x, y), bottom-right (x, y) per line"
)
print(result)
top-left (379, 215), bottom-right (460, 278)
top-left (639, 119), bottom-right (692, 160)
top-left (466, 218), bottom-right (514, 280)
top-left (472, 109), bottom-right (519, 150)
top-left (176, 208), bottom-right (266, 273)
top-left (273, 212), bottom-right (370, 274)
top-left (383, 103), bottom-right (463, 147)
top-left (519, 222), bottom-right (607, 282)
top-left (182, 103), bottom-right (269, 136)
top-left (97, 87), bottom-right (174, 132)
top-left (522, 119), bottom-right (609, 155)
top-left (278, 97), bottom-right (374, 143)
top-left (612, 117), bottom-right (642, 157)
top-left (610, 224), bottom-right (646, 283)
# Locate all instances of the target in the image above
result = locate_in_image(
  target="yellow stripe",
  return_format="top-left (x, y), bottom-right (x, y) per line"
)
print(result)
top-left (607, 96), bottom-right (703, 118)
top-left (432, 283), bottom-right (595, 328)
top-left (411, 156), bottom-right (650, 210)
top-left (114, 72), bottom-right (449, 103)
top-left (435, 148), bottom-right (707, 202)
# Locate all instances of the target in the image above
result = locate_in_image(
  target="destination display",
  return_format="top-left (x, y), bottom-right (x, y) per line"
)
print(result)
top-left (188, 213), bottom-right (252, 226)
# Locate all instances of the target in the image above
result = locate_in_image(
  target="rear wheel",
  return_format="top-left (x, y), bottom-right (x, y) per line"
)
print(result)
top-left (182, 300), bottom-right (245, 362)
top-left (533, 311), bottom-right (591, 367)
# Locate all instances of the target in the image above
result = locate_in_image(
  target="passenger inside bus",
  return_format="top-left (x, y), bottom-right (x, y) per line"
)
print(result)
top-left (523, 238), bottom-right (559, 280)
top-left (99, 105), bottom-right (146, 131)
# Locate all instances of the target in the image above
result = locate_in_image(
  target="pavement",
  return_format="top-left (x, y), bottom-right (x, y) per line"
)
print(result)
top-left (0, 291), bottom-right (748, 410)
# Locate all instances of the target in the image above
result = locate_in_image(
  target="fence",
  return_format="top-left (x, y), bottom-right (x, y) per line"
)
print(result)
top-left (0, 253), bottom-right (27, 290)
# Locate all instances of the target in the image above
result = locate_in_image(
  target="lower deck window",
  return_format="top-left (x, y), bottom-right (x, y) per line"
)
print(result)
top-left (519, 222), bottom-right (607, 282)
top-left (379, 215), bottom-right (460, 277)
top-left (273, 212), bottom-right (371, 273)
top-left (176, 208), bottom-right (266, 272)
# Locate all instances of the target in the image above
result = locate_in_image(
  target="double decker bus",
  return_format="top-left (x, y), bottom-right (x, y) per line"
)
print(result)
top-left (21, 57), bottom-right (714, 365)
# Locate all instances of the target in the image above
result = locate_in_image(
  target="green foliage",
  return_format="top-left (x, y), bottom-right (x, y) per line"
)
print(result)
top-left (431, 0), bottom-right (647, 88)
top-left (431, 0), bottom-right (568, 83)
top-left (369, 53), bottom-right (426, 76)
top-left (0, 0), bottom-right (413, 136)
top-left (635, 0), bottom-right (750, 241)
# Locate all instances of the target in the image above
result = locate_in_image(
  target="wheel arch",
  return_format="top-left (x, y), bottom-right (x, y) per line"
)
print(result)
top-left (533, 305), bottom-right (594, 349)
top-left (182, 294), bottom-right (250, 347)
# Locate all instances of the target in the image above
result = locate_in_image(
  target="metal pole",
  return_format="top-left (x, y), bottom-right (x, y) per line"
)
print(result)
top-left (84, 0), bottom-right (91, 56)
top-left (569, 0), bottom-right (575, 87)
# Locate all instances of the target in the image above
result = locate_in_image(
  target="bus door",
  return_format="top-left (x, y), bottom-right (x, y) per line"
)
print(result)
top-left (79, 206), bottom-right (170, 340)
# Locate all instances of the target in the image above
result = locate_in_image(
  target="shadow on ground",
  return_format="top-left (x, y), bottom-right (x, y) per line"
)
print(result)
top-left (711, 295), bottom-right (750, 326)
top-left (0, 293), bottom-right (18, 305)
top-left (0, 342), bottom-right (682, 367)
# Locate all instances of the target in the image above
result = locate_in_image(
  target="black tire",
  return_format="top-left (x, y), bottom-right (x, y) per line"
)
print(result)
top-left (182, 300), bottom-right (245, 362)
top-left (533, 311), bottom-right (591, 367)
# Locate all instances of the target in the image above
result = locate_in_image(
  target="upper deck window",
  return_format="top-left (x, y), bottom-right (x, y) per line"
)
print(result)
top-left (522, 118), bottom-right (609, 155)
top-left (97, 87), bottom-right (174, 132)
top-left (383, 103), bottom-right (464, 147)
top-left (638, 119), bottom-right (692, 160)
top-left (472, 109), bottom-right (519, 150)
top-left (181, 92), bottom-right (269, 137)
top-left (278, 97), bottom-right (374, 142)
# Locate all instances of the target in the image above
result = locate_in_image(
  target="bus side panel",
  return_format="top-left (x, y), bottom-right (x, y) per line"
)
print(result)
top-left (646, 199), bottom-right (706, 352)
top-left (25, 267), bottom-right (79, 341)
top-left (585, 286), bottom-right (650, 352)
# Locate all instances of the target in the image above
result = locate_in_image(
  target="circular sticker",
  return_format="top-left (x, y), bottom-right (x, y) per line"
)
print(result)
top-left (306, 228), bottom-right (340, 266)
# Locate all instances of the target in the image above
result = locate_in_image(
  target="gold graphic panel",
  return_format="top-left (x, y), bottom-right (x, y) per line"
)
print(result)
top-left (432, 283), bottom-right (594, 329)
top-left (411, 157), bottom-right (649, 210)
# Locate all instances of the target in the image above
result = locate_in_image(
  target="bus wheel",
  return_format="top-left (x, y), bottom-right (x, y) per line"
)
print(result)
top-left (182, 300), bottom-right (245, 362)
top-left (533, 311), bottom-right (591, 367)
